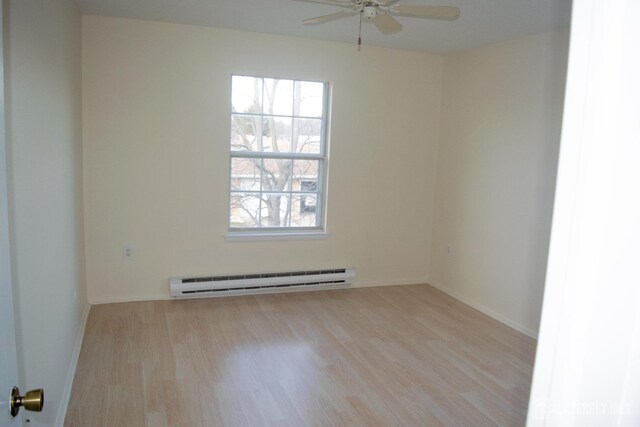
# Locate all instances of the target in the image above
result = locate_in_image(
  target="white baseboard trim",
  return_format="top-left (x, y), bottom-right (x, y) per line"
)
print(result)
top-left (89, 279), bottom-right (426, 305)
top-left (353, 278), bottom-right (427, 288)
top-left (55, 303), bottom-right (90, 427)
top-left (89, 294), bottom-right (173, 305)
top-left (428, 280), bottom-right (538, 339)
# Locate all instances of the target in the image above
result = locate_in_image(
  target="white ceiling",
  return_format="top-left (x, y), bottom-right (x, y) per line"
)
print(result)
top-left (76, 0), bottom-right (572, 53)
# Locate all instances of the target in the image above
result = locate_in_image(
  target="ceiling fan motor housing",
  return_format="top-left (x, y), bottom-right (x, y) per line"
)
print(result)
top-left (362, 6), bottom-right (378, 21)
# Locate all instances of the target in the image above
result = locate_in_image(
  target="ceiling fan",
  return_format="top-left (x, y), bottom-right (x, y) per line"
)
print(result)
top-left (296, 0), bottom-right (460, 39)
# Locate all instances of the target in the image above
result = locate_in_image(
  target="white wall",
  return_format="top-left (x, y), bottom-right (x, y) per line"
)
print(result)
top-left (4, 0), bottom-right (87, 425)
top-left (429, 30), bottom-right (569, 336)
top-left (82, 16), bottom-right (443, 303)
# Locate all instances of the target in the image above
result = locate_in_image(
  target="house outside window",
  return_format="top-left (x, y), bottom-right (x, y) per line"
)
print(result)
top-left (229, 75), bottom-right (328, 231)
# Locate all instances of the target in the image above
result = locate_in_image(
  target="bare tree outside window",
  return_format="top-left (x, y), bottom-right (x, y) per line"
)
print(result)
top-left (229, 76), bottom-right (327, 229)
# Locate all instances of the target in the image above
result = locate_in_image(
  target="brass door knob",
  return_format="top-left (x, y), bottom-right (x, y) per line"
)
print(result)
top-left (10, 387), bottom-right (44, 417)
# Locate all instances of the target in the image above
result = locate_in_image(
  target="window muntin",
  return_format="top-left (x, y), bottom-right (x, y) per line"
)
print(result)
top-left (229, 76), bottom-right (328, 230)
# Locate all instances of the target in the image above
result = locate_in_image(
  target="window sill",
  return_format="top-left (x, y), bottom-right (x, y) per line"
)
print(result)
top-left (225, 230), bottom-right (329, 242)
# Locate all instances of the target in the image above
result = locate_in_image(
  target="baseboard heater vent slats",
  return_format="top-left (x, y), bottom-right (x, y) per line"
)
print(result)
top-left (170, 268), bottom-right (355, 298)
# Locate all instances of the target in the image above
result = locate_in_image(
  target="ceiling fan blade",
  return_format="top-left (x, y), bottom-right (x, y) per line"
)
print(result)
top-left (376, 0), bottom-right (401, 6)
top-left (294, 0), bottom-right (356, 7)
top-left (389, 5), bottom-right (460, 20)
top-left (303, 9), bottom-right (359, 25)
top-left (373, 13), bottom-right (403, 35)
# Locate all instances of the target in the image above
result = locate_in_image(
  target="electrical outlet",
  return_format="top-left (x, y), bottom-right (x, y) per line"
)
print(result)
top-left (447, 245), bottom-right (453, 255)
top-left (123, 245), bottom-right (134, 259)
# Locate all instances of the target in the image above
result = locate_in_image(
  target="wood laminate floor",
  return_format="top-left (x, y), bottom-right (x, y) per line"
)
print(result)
top-left (65, 284), bottom-right (536, 426)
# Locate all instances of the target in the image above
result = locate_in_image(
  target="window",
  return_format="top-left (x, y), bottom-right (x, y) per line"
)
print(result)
top-left (229, 75), bottom-right (328, 231)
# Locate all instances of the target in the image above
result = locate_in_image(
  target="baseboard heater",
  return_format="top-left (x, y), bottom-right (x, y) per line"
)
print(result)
top-left (170, 268), bottom-right (355, 298)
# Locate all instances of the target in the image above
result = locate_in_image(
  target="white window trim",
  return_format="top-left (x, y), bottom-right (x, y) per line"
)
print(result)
top-left (224, 230), bottom-right (329, 242)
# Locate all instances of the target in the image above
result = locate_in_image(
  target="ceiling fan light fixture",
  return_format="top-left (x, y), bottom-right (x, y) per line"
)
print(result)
top-left (362, 6), bottom-right (377, 21)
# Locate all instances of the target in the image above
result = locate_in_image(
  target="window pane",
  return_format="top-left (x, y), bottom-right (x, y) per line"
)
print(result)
top-left (231, 158), bottom-right (260, 191)
top-left (293, 118), bottom-right (322, 154)
top-left (232, 76), bottom-right (262, 114)
top-left (294, 81), bottom-right (324, 118)
top-left (262, 159), bottom-right (292, 192)
top-left (292, 160), bottom-right (319, 191)
top-left (299, 180), bottom-right (317, 193)
top-left (231, 114), bottom-right (261, 152)
top-left (292, 194), bottom-right (318, 227)
top-left (262, 116), bottom-right (292, 152)
top-left (230, 193), bottom-right (260, 227)
top-left (263, 79), bottom-right (293, 116)
top-left (260, 193), bottom-right (290, 227)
